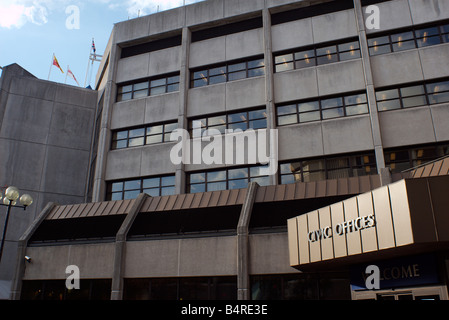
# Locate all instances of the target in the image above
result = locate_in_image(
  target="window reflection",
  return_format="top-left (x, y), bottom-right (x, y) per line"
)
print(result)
top-left (280, 153), bottom-right (377, 184)
top-left (276, 93), bottom-right (369, 126)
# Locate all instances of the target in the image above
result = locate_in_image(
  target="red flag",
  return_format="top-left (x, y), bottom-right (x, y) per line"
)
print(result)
top-left (67, 67), bottom-right (79, 86)
top-left (52, 55), bottom-right (64, 74)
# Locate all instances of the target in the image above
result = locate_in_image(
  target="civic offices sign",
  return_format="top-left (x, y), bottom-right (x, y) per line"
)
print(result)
top-left (308, 215), bottom-right (376, 243)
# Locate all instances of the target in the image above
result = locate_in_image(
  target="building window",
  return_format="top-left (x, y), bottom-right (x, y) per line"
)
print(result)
top-left (117, 74), bottom-right (180, 102)
top-left (385, 144), bottom-right (449, 174)
top-left (112, 122), bottom-right (178, 150)
top-left (276, 92), bottom-right (368, 126)
top-left (376, 79), bottom-right (449, 111)
top-left (274, 39), bottom-right (361, 73)
top-left (368, 21), bottom-right (449, 56)
top-left (188, 165), bottom-right (270, 193)
top-left (189, 108), bottom-right (267, 138)
top-left (190, 57), bottom-right (265, 88)
top-left (279, 153), bottom-right (377, 184)
top-left (107, 175), bottom-right (176, 200)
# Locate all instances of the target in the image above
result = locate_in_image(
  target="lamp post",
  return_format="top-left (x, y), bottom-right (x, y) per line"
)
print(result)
top-left (0, 186), bottom-right (33, 263)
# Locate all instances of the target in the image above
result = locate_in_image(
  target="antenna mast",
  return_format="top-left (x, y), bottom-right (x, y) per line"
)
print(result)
top-left (84, 38), bottom-right (103, 88)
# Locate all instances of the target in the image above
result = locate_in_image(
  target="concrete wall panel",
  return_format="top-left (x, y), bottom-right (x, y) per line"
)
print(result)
top-left (187, 84), bottom-right (226, 117)
top-left (312, 9), bottom-right (358, 44)
top-left (111, 99), bottom-right (146, 130)
top-left (140, 143), bottom-right (178, 177)
top-left (379, 107), bottom-right (436, 148)
top-left (272, 18), bottom-right (314, 52)
top-left (274, 67), bottom-right (318, 103)
top-left (106, 148), bottom-right (142, 181)
top-left (226, 77), bottom-right (266, 111)
top-left (419, 44), bottom-right (449, 80)
top-left (116, 54), bottom-right (150, 83)
top-left (409, 0), bottom-right (449, 25)
top-left (430, 104), bottom-right (449, 142)
top-left (322, 116), bottom-right (374, 155)
top-left (225, 28), bottom-right (264, 61)
top-left (317, 60), bottom-right (365, 96)
top-left (148, 47), bottom-right (181, 76)
top-left (371, 51), bottom-right (424, 88)
top-left (364, 0), bottom-right (412, 34)
top-left (189, 37), bottom-right (226, 68)
top-left (278, 122), bottom-right (324, 161)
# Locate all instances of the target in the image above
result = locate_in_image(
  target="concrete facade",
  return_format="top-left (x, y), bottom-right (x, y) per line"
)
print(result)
top-left (0, 64), bottom-right (98, 298)
top-left (3, 0), bottom-right (449, 301)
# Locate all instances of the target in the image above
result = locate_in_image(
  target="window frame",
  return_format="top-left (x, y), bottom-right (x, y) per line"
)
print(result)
top-left (190, 56), bottom-right (266, 88)
top-left (273, 38), bottom-right (361, 73)
top-left (107, 175), bottom-right (176, 201)
top-left (367, 21), bottom-right (449, 56)
top-left (188, 107), bottom-right (268, 138)
top-left (279, 153), bottom-right (377, 184)
top-left (117, 73), bottom-right (180, 102)
top-left (276, 92), bottom-right (369, 127)
top-left (111, 122), bottom-right (178, 150)
top-left (376, 78), bottom-right (449, 112)
top-left (187, 165), bottom-right (270, 193)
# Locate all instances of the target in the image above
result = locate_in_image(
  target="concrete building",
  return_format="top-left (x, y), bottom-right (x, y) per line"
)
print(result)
top-left (2, 0), bottom-right (449, 300)
top-left (0, 64), bottom-right (98, 298)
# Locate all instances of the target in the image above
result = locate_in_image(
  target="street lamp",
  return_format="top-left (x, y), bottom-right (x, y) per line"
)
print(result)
top-left (0, 186), bottom-right (33, 263)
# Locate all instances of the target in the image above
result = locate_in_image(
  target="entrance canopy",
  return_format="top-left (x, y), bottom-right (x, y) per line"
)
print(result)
top-left (288, 175), bottom-right (449, 270)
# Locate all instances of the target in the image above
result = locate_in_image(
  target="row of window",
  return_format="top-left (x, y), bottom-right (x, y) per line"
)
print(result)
top-left (190, 57), bottom-right (265, 88)
top-left (117, 74), bottom-right (180, 102)
top-left (376, 79), bottom-right (449, 111)
top-left (276, 92), bottom-right (368, 126)
top-left (106, 143), bottom-right (449, 200)
top-left (368, 21), bottom-right (449, 56)
top-left (111, 78), bottom-right (449, 150)
top-left (112, 122), bottom-right (178, 150)
top-left (189, 108), bottom-right (268, 138)
top-left (274, 39), bottom-right (361, 73)
top-left (279, 153), bottom-right (377, 184)
top-left (188, 165), bottom-right (270, 194)
top-left (108, 176), bottom-right (176, 201)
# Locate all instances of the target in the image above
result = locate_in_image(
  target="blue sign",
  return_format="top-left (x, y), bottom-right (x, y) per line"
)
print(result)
top-left (351, 254), bottom-right (439, 290)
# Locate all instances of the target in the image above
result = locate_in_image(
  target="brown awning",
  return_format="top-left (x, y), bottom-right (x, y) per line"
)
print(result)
top-left (45, 199), bottom-right (136, 220)
top-left (45, 175), bottom-right (382, 220)
top-left (409, 156), bottom-right (449, 178)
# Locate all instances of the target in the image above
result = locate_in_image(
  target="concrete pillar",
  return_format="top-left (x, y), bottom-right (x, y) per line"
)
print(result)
top-left (262, 7), bottom-right (279, 187)
top-left (237, 182), bottom-right (259, 300)
top-left (10, 202), bottom-right (57, 300)
top-left (92, 29), bottom-right (120, 202)
top-left (175, 27), bottom-right (192, 195)
top-left (110, 193), bottom-right (148, 300)
top-left (353, 0), bottom-right (391, 185)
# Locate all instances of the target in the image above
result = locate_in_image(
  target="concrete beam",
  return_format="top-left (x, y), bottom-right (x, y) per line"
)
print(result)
top-left (110, 193), bottom-right (149, 300)
top-left (10, 202), bottom-right (57, 300)
top-left (237, 182), bottom-right (259, 300)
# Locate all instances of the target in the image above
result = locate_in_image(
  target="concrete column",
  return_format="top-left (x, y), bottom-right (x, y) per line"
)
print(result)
top-left (10, 202), bottom-right (57, 300)
top-left (92, 29), bottom-right (121, 202)
top-left (237, 182), bottom-right (259, 300)
top-left (262, 7), bottom-right (279, 186)
top-left (353, 0), bottom-right (391, 185)
top-left (175, 27), bottom-right (192, 195)
top-left (110, 193), bottom-right (148, 300)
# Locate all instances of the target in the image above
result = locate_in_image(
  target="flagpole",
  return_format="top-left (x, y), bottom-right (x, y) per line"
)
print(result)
top-left (65, 65), bottom-right (69, 84)
top-left (48, 53), bottom-right (54, 80)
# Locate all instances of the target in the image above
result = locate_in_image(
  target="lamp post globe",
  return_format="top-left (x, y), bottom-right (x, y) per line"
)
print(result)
top-left (20, 194), bottom-right (33, 207)
top-left (5, 186), bottom-right (20, 202)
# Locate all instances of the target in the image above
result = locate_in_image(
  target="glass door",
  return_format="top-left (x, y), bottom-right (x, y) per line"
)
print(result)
top-left (352, 286), bottom-right (448, 300)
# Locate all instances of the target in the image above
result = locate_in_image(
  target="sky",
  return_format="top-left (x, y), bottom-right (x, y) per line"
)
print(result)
top-left (0, 0), bottom-right (205, 87)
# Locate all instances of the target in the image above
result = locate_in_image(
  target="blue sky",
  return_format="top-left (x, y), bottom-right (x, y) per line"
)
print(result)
top-left (0, 0), bottom-right (204, 87)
